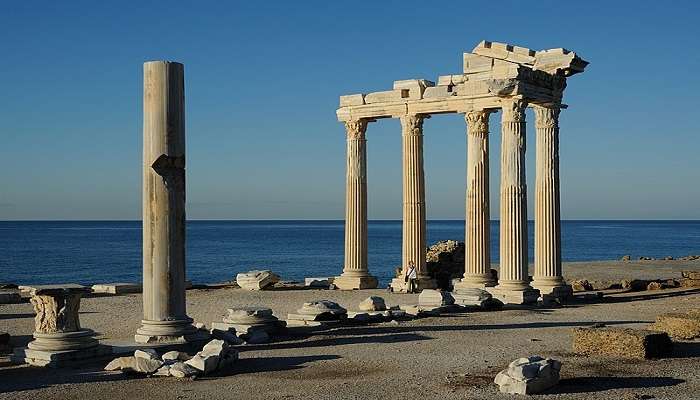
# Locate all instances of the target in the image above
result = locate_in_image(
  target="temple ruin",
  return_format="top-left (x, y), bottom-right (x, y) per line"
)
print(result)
top-left (334, 40), bottom-right (588, 304)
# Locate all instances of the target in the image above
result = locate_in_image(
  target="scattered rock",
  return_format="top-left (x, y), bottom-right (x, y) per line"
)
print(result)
top-left (236, 270), bottom-right (281, 290)
top-left (162, 350), bottom-right (191, 362)
top-left (452, 288), bottom-right (491, 307)
top-left (287, 300), bottom-right (347, 323)
top-left (418, 289), bottom-right (454, 307)
top-left (649, 310), bottom-right (700, 340)
top-left (304, 277), bottom-right (333, 288)
top-left (153, 365), bottom-right (171, 377)
top-left (646, 281), bottom-right (663, 291)
top-left (170, 361), bottom-right (200, 378)
top-left (621, 255), bottom-right (631, 261)
top-left (134, 348), bottom-right (159, 361)
top-left (105, 356), bottom-right (163, 374)
top-left (639, 256), bottom-right (654, 261)
top-left (358, 296), bottom-right (387, 311)
top-left (494, 356), bottom-right (561, 395)
top-left (663, 256), bottom-right (674, 260)
top-left (572, 326), bottom-right (673, 359)
top-left (571, 280), bottom-right (593, 292)
top-left (621, 279), bottom-right (649, 292)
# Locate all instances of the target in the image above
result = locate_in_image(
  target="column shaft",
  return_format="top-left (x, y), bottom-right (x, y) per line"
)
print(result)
top-left (497, 99), bottom-right (531, 291)
top-left (397, 115), bottom-right (435, 291)
top-left (336, 120), bottom-right (377, 289)
top-left (532, 106), bottom-right (570, 296)
top-left (137, 61), bottom-right (195, 342)
top-left (458, 110), bottom-right (495, 288)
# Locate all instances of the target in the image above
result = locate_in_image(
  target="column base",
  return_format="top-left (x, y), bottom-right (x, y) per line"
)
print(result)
top-left (333, 274), bottom-right (378, 290)
top-left (135, 318), bottom-right (204, 344)
top-left (454, 274), bottom-right (497, 290)
top-left (533, 282), bottom-right (573, 299)
top-left (12, 343), bottom-right (113, 368)
top-left (487, 285), bottom-right (540, 305)
top-left (390, 277), bottom-right (437, 293)
top-left (28, 329), bottom-right (99, 352)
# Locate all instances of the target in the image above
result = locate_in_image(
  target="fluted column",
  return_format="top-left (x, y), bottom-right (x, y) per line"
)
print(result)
top-left (492, 98), bottom-right (538, 304)
top-left (456, 109), bottom-right (496, 289)
top-left (396, 114), bottom-right (436, 291)
top-left (136, 61), bottom-right (197, 343)
top-left (532, 105), bottom-right (571, 297)
top-left (335, 119), bottom-right (378, 290)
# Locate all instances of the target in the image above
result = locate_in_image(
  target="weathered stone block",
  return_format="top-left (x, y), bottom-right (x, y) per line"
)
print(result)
top-left (364, 90), bottom-right (406, 104)
top-left (423, 86), bottom-right (455, 99)
top-left (572, 327), bottom-right (673, 359)
top-left (91, 283), bottom-right (141, 295)
top-left (472, 41), bottom-right (536, 65)
top-left (649, 311), bottom-right (700, 340)
top-left (494, 356), bottom-right (561, 395)
top-left (358, 296), bottom-right (387, 311)
top-left (339, 94), bottom-right (364, 107)
top-left (418, 289), bottom-right (454, 307)
top-left (463, 53), bottom-right (494, 74)
top-left (236, 270), bottom-right (280, 290)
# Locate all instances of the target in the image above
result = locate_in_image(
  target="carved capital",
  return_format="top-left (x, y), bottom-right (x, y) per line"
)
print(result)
top-left (465, 110), bottom-right (492, 137)
top-left (345, 120), bottom-right (368, 140)
top-left (533, 106), bottom-right (560, 129)
top-left (31, 294), bottom-right (82, 334)
top-left (400, 114), bottom-right (425, 136)
top-left (501, 99), bottom-right (527, 122)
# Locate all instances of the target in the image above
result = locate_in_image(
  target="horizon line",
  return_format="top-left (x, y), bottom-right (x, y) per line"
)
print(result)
top-left (1, 218), bottom-right (699, 222)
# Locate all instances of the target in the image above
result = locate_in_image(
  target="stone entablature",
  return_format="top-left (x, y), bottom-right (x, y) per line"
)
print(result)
top-left (336, 40), bottom-right (586, 121)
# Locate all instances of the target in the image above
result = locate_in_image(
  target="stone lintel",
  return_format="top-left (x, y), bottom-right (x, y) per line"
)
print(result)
top-left (472, 40), bottom-right (537, 65)
top-left (27, 284), bottom-right (90, 296)
top-left (340, 94), bottom-right (365, 107)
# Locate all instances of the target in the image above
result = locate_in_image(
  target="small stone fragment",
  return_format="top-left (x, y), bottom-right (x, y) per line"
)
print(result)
top-left (494, 356), bottom-right (561, 395)
top-left (185, 354), bottom-right (219, 375)
top-left (162, 350), bottom-right (191, 362)
top-left (170, 361), bottom-right (200, 378)
top-left (358, 296), bottom-right (387, 311)
top-left (153, 364), bottom-right (171, 376)
top-left (134, 348), bottom-right (160, 361)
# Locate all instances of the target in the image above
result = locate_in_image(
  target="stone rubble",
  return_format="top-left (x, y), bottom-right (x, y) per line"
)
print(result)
top-left (211, 306), bottom-right (285, 344)
top-left (494, 356), bottom-right (561, 395)
top-left (236, 270), bottom-right (281, 290)
top-left (418, 289), bottom-right (455, 308)
top-left (287, 300), bottom-right (347, 327)
top-left (649, 310), bottom-right (700, 340)
top-left (104, 339), bottom-right (238, 378)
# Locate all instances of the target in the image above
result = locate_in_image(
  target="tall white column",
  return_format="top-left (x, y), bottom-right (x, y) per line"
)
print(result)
top-left (393, 114), bottom-right (435, 292)
top-left (335, 119), bottom-right (378, 290)
top-left (491, 98), bottom-right (538, 304)
top-left (136, 61), bottom-right (197, 343)
top-left (532, 105), bottom-right (571, 298)
top-left (456, 109), bottom-right (496, 289)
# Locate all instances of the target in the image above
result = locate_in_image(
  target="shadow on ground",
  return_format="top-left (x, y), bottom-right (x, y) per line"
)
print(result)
top-left (0, 364), bottom-right (130, 394)
top-left (555, 376), bottom-right (684, 393)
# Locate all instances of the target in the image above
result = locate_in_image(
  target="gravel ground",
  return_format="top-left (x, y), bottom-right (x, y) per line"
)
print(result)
top-left (1, 260), bottom-right (699, 399)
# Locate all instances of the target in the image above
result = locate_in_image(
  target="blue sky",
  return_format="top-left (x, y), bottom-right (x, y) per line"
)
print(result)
top-left (1, 1), bottom-right (698, 220)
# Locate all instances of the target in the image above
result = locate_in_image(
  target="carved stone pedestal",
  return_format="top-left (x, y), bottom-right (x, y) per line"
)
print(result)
top-left (12, 285), bottom-right (111, 367)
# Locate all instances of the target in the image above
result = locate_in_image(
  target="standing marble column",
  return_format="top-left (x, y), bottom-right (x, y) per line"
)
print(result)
top-left (393, 114), bottom-right (436, 292)
top-left (491, 99), bottom-right (538, 304)
top-left (456, 109), bottom-right (496, 289)
top-left (335, 119), bottom-right (378, 290)
top-left (532, 105), bottom-right (572, 298)
top-left (136, 61), bottom-right (197, 343)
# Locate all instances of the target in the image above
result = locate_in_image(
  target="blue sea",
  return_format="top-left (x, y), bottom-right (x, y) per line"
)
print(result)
top-left (1, 220), bottom-right (699, 286)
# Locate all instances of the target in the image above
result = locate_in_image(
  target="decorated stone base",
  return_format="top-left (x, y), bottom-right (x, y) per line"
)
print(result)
top-left (333, 275), bottom-right (378, 290)
top-left (487, 287), bottom-right (540, 305)
top-left (12, 343), bottom-right (113, 368)
top-left (135, 319), bottom-right (210, 344)
top-left (13, 285), bottom-right (114, 368)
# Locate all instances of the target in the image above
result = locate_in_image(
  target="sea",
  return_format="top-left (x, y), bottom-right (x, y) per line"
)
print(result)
top-left (1, 220), bottom-right (699, 286)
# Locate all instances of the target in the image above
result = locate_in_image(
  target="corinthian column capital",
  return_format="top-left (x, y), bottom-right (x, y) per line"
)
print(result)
top-left (501, 98), bottom-right (527, 122)
top-left (465, 109), bottom-right (492, 137)
top-left (533, 106), bottom-right (561, 129)
top-left (345, 119), bottom-right (368, 140)
top-left (400, 114), bottom-right (426, 136)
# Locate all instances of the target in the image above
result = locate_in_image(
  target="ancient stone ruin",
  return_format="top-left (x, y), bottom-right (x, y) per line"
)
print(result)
top-left (334, 40), bottom-right (588, 304)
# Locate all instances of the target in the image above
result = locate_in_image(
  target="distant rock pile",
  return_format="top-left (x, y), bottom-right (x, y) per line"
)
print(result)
top-left (425, 240), bottom-right (465, 288)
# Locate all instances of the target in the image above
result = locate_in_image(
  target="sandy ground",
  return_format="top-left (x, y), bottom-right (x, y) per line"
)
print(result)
top-left (1, 260), bottom-right (700, 399)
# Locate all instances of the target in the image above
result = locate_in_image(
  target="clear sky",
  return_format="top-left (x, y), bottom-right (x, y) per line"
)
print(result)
top-left (1, 1), bottom-right (698, 220)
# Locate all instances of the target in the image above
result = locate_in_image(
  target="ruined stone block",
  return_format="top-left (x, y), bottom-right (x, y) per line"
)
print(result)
top-left (649, 311), bottom-right (700, 340)
top-left (472, 41), bottom-right (536, 65)
top-left (339, 94), bottom-right (364, 107)
top-left (364, 89), bottom-right (406, 104)
top-left (572, 327), bottom-right (673, 359)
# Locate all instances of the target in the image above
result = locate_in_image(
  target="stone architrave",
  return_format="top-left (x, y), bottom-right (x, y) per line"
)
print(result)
top-left (135, 61), bottom-right (197, 343)
top-left (11, 285), bottom-right (111, 367)
top-left (335, 120), bottom-right (378, 290)
top-left (531, 106), bottom-right (572, 298)
top-left (391, 115), bottom-right (436, 292)
top-left (456, 109), bottom-right (496, 289)
top-left (489, 99), bottom-right (538, 304)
